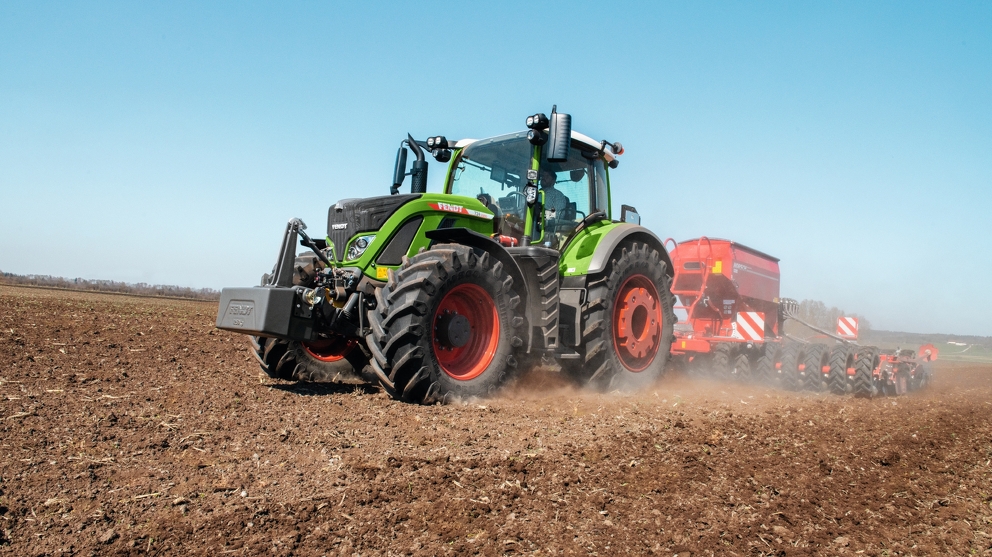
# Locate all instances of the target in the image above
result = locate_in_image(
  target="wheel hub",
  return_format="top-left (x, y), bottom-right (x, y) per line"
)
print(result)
top-left (612, 274), bottom-right (664, 372)
top-left (435, 311), bottom-right (471, 348)
top-left (432, 283), bottom-right (500, 381)
top-left (617, 286), bottom-right (660, 358)
top-left (303, 335), bottom-right (355, 362)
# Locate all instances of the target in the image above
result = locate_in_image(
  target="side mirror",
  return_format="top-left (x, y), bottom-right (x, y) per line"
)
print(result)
top-left (547, 108), bottom-right (571, 163)
top-left (620, 204), bottom-right (640, 225)
top-left (391, 147), bottom-right (408, 195)
top-left (391, 134), bottom-right (429, 195)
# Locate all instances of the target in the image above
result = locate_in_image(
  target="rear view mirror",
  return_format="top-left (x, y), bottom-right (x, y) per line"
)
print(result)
top-left (547, 107), bottom-right (571, 163)
top-left (391, 147), bottom-right (408, 195)
top-left (620, 204), bottom-right (640, 225)
top-left (569, 169), bottom-right (585, 182)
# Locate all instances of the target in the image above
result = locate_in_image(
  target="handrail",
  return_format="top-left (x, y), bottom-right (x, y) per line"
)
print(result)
top-left (684, 236), bottom-right (718, 321)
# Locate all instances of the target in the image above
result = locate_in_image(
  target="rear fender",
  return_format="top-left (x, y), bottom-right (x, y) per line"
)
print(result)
top-left (561, 222), bottom-right (674, 279)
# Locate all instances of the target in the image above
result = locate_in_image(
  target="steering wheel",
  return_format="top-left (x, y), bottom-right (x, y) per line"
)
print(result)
top-left (501, 189), bottom-right (527, 212)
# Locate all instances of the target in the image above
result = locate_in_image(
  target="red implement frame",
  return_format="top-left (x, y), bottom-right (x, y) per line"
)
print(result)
top-left (665, 237), bottom-right (781, 355)
top-left (872, 344), bottom-right (938, 395)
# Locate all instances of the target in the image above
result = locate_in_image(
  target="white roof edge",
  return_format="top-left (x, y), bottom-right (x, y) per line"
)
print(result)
top-left (571, 131), bottom-right (615, 163)
top-left (451, 131), bottom-right (616, 163)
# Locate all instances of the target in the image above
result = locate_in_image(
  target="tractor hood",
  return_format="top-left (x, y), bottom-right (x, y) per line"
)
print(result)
top-left (326, 194), bottom-right (421, 262)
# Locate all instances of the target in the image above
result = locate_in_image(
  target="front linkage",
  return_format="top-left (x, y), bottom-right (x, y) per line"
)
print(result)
top-left (218, 218), bottom-right (375, 384)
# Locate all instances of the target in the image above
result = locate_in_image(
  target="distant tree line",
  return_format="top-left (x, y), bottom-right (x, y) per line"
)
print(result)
top-left (0, 270), bottom-right (220, 301)
top-left (783, 299), bottom-right (871, 339)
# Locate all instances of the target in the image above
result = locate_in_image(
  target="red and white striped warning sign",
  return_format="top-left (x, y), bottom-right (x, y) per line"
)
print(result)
top-left (731, 312), bottom-right (765, 341)
top-left (837, 317), bottom-right (859, 340)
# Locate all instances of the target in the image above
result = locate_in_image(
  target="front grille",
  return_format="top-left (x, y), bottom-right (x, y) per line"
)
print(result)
top-left (326, 194), bottom-right (420, 262)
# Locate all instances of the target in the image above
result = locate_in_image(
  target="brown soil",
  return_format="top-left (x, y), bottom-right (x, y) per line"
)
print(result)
top-left (1, 284), bottom-right (990, 556)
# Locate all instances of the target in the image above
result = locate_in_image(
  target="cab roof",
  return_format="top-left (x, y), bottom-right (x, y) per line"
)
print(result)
top-left (452, 130), bottom-right (616, 164)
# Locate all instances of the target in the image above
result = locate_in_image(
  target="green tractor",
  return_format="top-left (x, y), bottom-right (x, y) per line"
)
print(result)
top-left (216, 108), bottom-right (676, 403)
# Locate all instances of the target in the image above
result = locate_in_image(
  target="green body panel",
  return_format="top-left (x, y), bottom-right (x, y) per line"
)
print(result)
top-left (558, 220), bottom-right (625, 277)
top-left (337, 193), bottom-right (495, 280)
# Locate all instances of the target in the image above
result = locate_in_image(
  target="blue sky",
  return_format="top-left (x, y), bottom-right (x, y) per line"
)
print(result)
top-left (1, 2), bottom-right (990, 336)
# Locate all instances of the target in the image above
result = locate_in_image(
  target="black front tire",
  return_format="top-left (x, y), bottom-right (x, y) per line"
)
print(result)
top-left (249, 249), bottom-right (369, 384)
top-left (250, 336), bottom-right (370, 383)
top-left (367, 244), bottom-right (524, 404)
top-left (913, 363), bottom-right (934, 391)
top-left (711, 343), bottom-right (734, 381)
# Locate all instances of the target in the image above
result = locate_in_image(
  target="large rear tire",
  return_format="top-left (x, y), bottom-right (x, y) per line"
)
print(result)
top-left (561, 242), bottom-right (676, 392)
top-left (367, 244), bottom-right (524, 404)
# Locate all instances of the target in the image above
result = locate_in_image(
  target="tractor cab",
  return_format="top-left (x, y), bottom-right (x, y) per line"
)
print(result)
top-left (445, 130), bottom-right (614, 249)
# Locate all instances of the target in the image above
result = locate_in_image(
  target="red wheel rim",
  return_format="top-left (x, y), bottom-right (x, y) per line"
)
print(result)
top-left (612, 274), bottom-right (663, 372)
top-left (303, 336), bottom-right (355, 362)
top-left (432, 283), bottom-right (500, 381)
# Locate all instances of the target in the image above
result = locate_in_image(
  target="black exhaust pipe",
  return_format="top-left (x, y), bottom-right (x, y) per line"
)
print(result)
top-left (406, 133), bottom-right (428, 194)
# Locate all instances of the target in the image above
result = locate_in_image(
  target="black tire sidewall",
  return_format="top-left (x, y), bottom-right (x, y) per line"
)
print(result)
top-left (290, 340), bottom-right (369, 383)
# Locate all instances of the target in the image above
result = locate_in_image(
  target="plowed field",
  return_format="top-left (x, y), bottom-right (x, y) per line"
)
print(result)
top-left (1, 285), bottom-right (990, 556)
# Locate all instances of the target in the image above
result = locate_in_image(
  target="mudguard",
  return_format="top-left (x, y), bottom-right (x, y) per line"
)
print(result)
top-left (560, 222), bottom-right (674, 279)
top-left (424, 228), bottom-right (529, 311)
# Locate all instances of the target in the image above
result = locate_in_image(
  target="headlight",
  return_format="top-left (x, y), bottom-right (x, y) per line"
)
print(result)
top-left (346, 234), bottom-right (375, 260)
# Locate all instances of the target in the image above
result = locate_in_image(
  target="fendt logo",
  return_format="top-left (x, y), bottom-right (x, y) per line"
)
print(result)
top-left (227, 303), bottom-right (253, 316)
top-left (331, 223), bottom-right (348, 230)
top-left (427, 202), bottom-right (494, 220)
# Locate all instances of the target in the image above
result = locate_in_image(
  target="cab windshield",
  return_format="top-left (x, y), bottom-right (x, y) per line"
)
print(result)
top-left (448, 132), bottom-right (609, 243)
